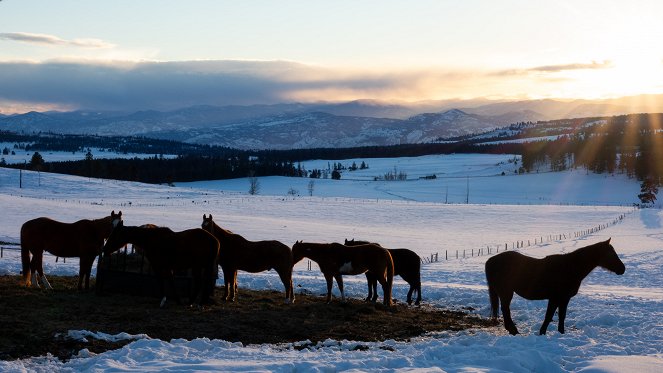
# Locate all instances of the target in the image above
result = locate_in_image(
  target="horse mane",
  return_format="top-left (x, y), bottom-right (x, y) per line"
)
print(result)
top-left (564, 238), bottom-right (611, 259)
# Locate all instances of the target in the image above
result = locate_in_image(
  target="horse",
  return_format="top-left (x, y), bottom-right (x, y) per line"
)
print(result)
top-left (101, 221), bottom-right (219, 308)
top-left (345, 239), bottom-right (422, 305)
top-left (292, 241), bottom-right (394, 306)
top-left (20, 210), bottom-right (122, 290)
top-left (201, 214), bottom-right (294, 303)
top-left (484, 238), bottom-right (625, 335)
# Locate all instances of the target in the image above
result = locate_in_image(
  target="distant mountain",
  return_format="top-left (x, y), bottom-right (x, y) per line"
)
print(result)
top-left (2, 94), bottom-right (661, 149)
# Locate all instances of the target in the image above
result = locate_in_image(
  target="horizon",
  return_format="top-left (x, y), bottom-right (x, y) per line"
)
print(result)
top-left (1, 1), bottom-right (663, 114)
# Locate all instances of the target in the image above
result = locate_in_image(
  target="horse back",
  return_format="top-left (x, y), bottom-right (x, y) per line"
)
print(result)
top-left (388, 248), bottom-right (420, 278)
top-left (21, 217), bottom-right (101, 256)
top-left (226, 239), bottom-right (292, 273)
top-left (340, 243), bottom-right (393, 275)
top-left (486, 251), bottom-right (578, 300)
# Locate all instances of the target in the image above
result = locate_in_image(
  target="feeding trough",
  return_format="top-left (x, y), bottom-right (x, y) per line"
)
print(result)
top-left (95, 245), bottom-right (196, 299)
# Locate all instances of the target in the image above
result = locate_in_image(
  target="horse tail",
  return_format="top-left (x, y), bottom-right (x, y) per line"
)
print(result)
top-left (385, 250), bottom-right (394, 306)
top-left (20, 224), bottom-right (32, 287)
top-left (485, 260), bottom-right (499, 319)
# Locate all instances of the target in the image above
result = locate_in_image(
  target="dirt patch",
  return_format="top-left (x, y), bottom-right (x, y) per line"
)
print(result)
top-left (0, 275), bottom-right (497, 361)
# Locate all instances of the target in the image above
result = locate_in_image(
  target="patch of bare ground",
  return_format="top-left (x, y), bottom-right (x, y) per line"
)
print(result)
top-left (0, 275), bottom-right (497, 361)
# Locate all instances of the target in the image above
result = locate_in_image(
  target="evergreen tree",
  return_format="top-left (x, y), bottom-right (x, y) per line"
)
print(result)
top-left (638, 178), bottom-right (659, 205)
top-left (30, 152), bottom-right (45, 170)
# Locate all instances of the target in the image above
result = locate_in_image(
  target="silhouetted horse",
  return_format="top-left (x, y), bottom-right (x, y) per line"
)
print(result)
top-left (202, 214), bottom-right (294, 303)
top-left (292, 241), bottom-right (394, 306)
top-left (345, 239), bottom-right (422, 305)
top-left (20, 210), bottom-right (122, 290)
top-left (485, 238), bottom-right (625, 335)
top-left (102, 222), bottom-right (219, 308)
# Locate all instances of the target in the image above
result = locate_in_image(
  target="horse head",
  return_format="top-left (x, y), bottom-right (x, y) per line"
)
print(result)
top-left (110, 210), bottom-right (123, 228)
top-left (101, 220), bottom-right (127, 256)
top-left (201, 214), bottom-right (215, 234)
top-left (599, 238), bottom-right (626, 275)
top-left (292, 240), bottom-right (307, 264)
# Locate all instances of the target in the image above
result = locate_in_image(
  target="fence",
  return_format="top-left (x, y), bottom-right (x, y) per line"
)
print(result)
top-left (419, 207), bottom-right (637, 265)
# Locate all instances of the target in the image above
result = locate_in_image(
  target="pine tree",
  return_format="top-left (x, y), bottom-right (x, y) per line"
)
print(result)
top-left (638, 177), bottom-right (659, 205)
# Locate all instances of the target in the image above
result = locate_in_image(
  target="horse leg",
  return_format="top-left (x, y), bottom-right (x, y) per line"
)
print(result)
top-left (29, 252), bottom-right (40, 288)
top-left (415, 280), bottom-right (422, 306)
top-left (499, 292), bottom-right (518, 335)
top-left (371, 278), bottom-right (379, 303)
top-left (78, 256), bottom-right (93, 291)
top-left (276, 268), bottom-right (294, 304)
top-left (323, 273), bottom-right (334, 303)
top-left (557, 298), bottom-right (571, 334)
top-left (335, 274), bottom-right (345, 302)
top-left (34, 253), bottom-right (52, 290)
top-left (222, 268), bottom-right (232, 301)
top-left (364, 273), bottom-right (372, 302)
top-left (539, 299), bottom-right (559, 335)
top-left (231, 270), bottom-right (238, 302)
top-left (407, 285), bottom-right (415, 305)
top-left (376, 275), bottom-right (392, 306)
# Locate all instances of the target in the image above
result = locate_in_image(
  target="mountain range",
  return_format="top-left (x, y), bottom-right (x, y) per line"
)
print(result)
top-left (1, 94), bottom-right (661, 149)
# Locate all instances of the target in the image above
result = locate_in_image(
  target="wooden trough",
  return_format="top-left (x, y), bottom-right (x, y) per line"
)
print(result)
top-left (95, 245), bottom-right (196, 300)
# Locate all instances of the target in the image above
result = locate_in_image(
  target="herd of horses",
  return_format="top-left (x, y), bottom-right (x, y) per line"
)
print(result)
top-left (19, 211), bottom-right (626, 335)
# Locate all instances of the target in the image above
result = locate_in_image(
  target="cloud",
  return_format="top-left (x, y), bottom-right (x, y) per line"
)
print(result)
top-left (0, 32), bottom-right (114, 48)
top-left (0, 59), bottom-right (616, 113)
top-left (496, 60), bottom-right (613, 76)
top-left (0, 60), bottom-right (481, 111)
top-left (527, 60), bottom-right (613, 73)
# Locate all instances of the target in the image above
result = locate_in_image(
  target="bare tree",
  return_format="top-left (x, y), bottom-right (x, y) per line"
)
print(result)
top-left (248, 171), bottom-right (260, 195)
top-left (307, 179), bottom-right (315, 196)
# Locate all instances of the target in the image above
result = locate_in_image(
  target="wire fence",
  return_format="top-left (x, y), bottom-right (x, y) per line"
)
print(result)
top-left (418, 206), bottom-right (638, 265)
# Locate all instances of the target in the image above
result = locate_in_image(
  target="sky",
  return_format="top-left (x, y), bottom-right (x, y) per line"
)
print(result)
top-left (1, 0), bottom-right (663, 113)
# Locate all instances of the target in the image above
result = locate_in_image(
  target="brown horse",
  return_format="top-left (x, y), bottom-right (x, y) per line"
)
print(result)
top-left (485, 238), bottom-right (625, 335)
top-left (292, 241), bottom-right (394, 306)
top-left (20, 210), bottom-right (122, 290)
top-left (201, 214), bottom-right (294, 303)
top-left (101, 222), bottom-right (219, 307)
top-left (345, 239), bottom-right (422, 305)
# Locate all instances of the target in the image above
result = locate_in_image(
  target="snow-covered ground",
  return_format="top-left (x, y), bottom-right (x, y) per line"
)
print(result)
top-left (0, 154), bottom-right (661, 372)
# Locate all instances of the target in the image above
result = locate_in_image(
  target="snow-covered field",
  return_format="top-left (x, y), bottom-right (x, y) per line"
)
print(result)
top-left (0, 154), bottom-right (661, 372)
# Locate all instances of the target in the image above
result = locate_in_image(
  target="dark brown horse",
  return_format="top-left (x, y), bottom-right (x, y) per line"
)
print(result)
top-left (485, 238), bottom-right (625, 335)
top-left (292, 241), bottom-right (394, 306)
top-left (201, 214), bottom-right (294, 303)
top-left (345, 239), bottom-right (422, 305)
top-left (101, 222), bottom-right (219, 307)
top-left (20, 210), bottom-right (122, 290)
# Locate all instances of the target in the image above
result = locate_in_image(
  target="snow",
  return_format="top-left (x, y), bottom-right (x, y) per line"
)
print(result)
top-left (0, 153), bottom-right (661, 372)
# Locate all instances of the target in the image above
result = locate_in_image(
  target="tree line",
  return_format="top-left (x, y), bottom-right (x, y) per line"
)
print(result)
top-left (519, 113), bottom-right (663, 182)
top-left (1, 130), bottom-right (516, 184)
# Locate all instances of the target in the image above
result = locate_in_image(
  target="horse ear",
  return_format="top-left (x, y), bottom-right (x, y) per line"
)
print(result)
top-left (118, 211), bottom-right (122, 217)
top-left (203, 214), bottom-right (206, 219)
top-left (209, 214), bottom-right (213, 220)
top-left (111, 210), bottom-right (115, 215)
top-left (607, 237), bottom-right (611, 243)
